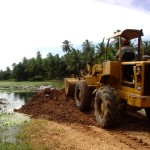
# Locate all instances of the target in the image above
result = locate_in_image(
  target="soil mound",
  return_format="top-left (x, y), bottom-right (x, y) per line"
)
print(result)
top-left (16, 88), bottom-right (150, 150)
top-left (16, 88), bottom-right (97, 126)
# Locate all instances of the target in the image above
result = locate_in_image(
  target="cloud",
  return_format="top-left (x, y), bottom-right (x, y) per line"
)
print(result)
top-left (96, 0), bottom-right (150, 11)
top-left (131, 0), bottom-right (150, 11)
top-left (0, 0), bottom-right (150, 70)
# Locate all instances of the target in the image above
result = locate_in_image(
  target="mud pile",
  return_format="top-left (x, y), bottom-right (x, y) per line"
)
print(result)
top-left (16, 88), bottom-right (97, 126)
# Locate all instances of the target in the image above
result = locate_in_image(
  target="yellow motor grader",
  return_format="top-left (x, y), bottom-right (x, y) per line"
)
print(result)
top-left (64, 29), bottom-right (150, 128)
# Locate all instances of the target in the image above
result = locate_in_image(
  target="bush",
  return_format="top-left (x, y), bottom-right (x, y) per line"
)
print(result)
top-left (29, 75), bottom-right (44, 81)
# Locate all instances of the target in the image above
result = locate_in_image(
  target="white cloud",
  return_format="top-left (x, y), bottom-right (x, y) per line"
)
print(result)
top-left (96, 0), bottom-right (150, 11)
top-left (0, 0), bottom-right (150, 70)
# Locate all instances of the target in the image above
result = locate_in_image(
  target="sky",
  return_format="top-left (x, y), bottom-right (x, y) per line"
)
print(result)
top-left (0, 0), bottom-right (150, 70)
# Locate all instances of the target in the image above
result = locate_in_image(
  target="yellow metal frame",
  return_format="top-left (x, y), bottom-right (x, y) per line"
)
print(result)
top-left (117, 61), bottom-right (150, 107)
top-left (103, 61), bottom-right (120, 80)
top-left (85, 76), bottom-right (100, 86)
top-left (117, 89), bottom-right (150, 107)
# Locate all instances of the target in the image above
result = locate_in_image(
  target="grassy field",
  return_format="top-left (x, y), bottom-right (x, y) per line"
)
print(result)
top-left (0, 80), bottom-right (64, 92)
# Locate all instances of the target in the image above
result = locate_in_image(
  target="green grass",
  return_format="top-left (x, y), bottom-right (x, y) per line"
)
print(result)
top-left (0, 142), bottom-right (32, 150)
top-left (19, 119), bottom-right (65, 150)
top-left (0, 80), bottom-right (64, 88)
top-left (0, 113), bottom-right (32, 150)
top-left (0, 80), bottom-right (64, 92)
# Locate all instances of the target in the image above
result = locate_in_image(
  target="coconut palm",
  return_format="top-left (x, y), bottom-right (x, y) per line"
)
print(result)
top-left (110, 29), bottom-right (121, 50)
top-left (62, 40), bottom-right (73, 53)
top-left (81, 40), bottom-right (95, 65)
top-left (82, 39), bottom-right (94, 53)
top-left (143, 41), bottom-right (150, 55)
top-left (95, 38), bottom-right (105, 63)
top-left (63, 49), bottom-right (82, 75)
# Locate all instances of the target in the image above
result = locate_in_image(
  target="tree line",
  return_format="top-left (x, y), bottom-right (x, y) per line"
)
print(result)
top-left (0, 38), bottom-right (150, 81)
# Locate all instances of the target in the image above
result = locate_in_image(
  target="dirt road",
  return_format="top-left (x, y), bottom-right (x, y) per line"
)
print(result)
top-left (16, 88), bottom-right (150, 150)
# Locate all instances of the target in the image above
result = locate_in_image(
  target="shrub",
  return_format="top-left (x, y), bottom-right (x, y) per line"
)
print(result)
top-left (29, 75), bottom-right (44, 81)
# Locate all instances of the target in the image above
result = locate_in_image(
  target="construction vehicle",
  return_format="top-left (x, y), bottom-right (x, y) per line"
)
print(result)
top-left (64, 29), bottom-right (150, 128)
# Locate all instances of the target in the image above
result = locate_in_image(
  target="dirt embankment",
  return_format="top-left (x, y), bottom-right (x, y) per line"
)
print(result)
top-left (16, 88), bottom-right (150, 150)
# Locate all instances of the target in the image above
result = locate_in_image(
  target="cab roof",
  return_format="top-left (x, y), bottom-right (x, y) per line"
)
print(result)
top-left (107, 29), bottom-right (144, 40)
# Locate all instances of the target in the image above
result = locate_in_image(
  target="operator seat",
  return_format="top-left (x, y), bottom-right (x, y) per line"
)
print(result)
top-left (122, 51), bottom-right (135, 61)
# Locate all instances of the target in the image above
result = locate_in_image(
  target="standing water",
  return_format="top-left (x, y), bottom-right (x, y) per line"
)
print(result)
top-left (0, 92), bottom-right (35, 148)
top-left (0, 92), bottom-right (34, 113)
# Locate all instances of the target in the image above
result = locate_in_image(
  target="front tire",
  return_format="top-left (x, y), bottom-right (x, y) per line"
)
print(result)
top-left (74, 80), bottom-right (92, 111)
top-left (94, 86), bottom-right (117, 128)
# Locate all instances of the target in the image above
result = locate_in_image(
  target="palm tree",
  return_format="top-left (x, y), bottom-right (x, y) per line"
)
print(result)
top-left (143, 41), bottom-right (150, 55)
top-left (95, 38), bottom-right (105, 63)
top-left (62, 40), bottom-right (73, 53)
top-left (82, 39), bottom-right (94, 53)
top-left (110, 29), bottom-right (121, 50)
top-left (81, 40), bottom-right (95, 64)
top-left (63, 49), bottom-right (81, 75)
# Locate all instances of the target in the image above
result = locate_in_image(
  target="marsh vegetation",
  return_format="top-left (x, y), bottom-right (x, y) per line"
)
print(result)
top-left (0, 80), bottom-right (63, 149)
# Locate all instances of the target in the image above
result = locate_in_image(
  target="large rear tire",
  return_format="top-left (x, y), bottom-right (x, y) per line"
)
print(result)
top-left (145, 108), bottom-right (150, 120)
top-left (74, 80), bottom-right (92, 111)
top-left (94, 86), bottom-right (117, 128)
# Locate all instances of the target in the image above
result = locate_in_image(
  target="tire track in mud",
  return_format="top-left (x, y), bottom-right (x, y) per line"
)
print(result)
top-left (73, 110), bottom-right (150, 150)
top-left (109, 130), bottom-right (150, 150)
top-left (109, 111), bottom-right (150, 150)
top-left (77, 125), bottom-right (150, 150)
top-left (69, 120), bottom-right (150, 150)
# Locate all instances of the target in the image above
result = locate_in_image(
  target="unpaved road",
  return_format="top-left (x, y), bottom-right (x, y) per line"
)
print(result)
top-left (16, 88), bottom-right (150, 150)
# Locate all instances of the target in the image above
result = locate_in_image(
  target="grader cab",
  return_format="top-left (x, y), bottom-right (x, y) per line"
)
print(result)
top-left (64, 29), bottom-right (150, 128)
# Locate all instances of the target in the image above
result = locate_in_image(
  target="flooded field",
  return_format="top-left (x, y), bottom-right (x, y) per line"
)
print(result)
top-left (0, 80), bottom-right (63, 149)
top-left (0, 92), bottom-right (34, 149)
top-left (0, 92), bottom-right (34, 113)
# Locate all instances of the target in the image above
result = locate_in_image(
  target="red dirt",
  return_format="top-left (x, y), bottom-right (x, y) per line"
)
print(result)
top-left (16, 88), bottom-right (150, 150)
top-left (17, 88), bottom-right (97, 126)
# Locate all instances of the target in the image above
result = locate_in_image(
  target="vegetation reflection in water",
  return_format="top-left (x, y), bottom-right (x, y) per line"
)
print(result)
top-left (0, 92), bottom-right (35, 113)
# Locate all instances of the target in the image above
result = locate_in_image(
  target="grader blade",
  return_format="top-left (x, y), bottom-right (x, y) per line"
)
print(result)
top-left (64, 78), bottom-right (78, 96)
